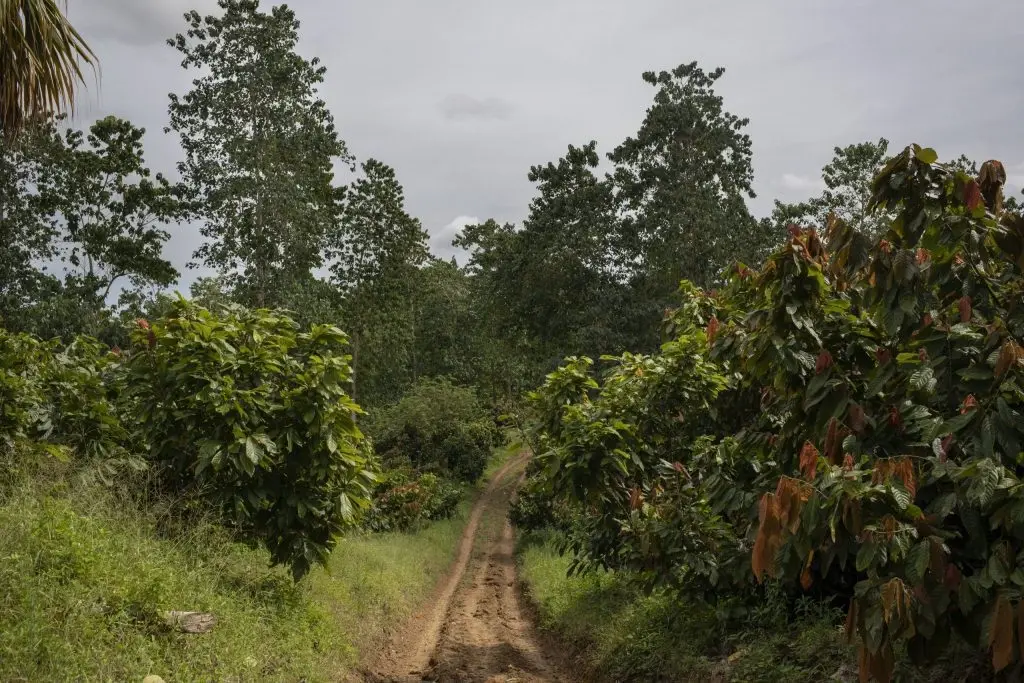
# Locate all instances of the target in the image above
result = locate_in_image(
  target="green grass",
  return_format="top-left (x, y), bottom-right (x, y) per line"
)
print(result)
top-left (0, 472), bottom-right (474, 681)
top-left (518, 531), bottom-right (854, 682)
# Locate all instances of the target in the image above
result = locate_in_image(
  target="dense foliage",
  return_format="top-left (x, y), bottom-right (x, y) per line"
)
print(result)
top-left (362, 470), bottom-right (463, 533)
top-left (366, 377), bottom-right (499, 484)
top-left (522, 148), bottom-right (1024, 680)
top-left (122, 299), bottom-right (375, 579)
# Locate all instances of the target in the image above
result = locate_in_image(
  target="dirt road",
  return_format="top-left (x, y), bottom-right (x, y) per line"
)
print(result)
top-left (362, 454), bottom-right (567, 683)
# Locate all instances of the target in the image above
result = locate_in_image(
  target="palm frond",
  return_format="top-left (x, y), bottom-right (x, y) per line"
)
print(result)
top-left (0, 0), bottom-right (97, 139)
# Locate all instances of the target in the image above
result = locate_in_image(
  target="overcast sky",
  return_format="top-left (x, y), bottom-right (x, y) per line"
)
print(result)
top-left (69, 0), bottom-right (1024, 289)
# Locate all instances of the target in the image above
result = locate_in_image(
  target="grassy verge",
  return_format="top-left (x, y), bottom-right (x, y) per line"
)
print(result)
top-left (0, 463), bottom-right (483, 681)
top-left (517, 531), bottom-right (855, 682)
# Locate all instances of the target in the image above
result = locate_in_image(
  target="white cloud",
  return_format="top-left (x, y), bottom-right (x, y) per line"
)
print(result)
top-left (430, 215), bottom-right (481, 262)
top-left (781, 173), bottom-right (826, 193)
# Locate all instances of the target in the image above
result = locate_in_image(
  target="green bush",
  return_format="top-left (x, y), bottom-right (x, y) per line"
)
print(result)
top-left (363, 470), bottom-right (463, 532)
top-left (122, 299), bottom-right (376, 579)
top-left (367, 377), bottom-right (498, 483)
top-left (0, 330), bottom-right (137, 483)
top-left (526, 150), bottom-right (1024, 680)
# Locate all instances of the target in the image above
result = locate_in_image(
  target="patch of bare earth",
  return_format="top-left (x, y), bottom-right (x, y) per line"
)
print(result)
top-left (361, 453), bottom-right (568, 683)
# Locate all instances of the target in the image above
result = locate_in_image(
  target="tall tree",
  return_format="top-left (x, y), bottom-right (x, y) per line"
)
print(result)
top-left (1, 115), bottom-right (184, 338)
top-left (0, 116), bottom-right (56, 326)
top-left (409, 259), bottom-right (479, 385)
top-left (456, 142), bottom-right (632, 366)
top-left (327, 159), bottom-right (429, 404)
top-left (608, 62), bottom-right (769, 297)
top-left (772, 138), bottom-right (892, 238)
top-left (167, 0), bottom-right (351, 307)
top-left (0, 0), bottom-right (95, 139)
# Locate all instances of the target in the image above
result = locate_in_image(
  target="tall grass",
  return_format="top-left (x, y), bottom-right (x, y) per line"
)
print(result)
top-left (0, 471), bottom-right (471, 681)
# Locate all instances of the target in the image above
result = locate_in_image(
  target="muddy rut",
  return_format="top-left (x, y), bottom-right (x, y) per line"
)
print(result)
top-left (362, 453), bottom-right (568, 683)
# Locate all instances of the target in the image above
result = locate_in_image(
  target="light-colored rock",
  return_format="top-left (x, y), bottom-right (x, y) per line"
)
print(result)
top-left (162, 610), bottom-right (217, 633)
top-left (143, 676), bottom-right (166, 683)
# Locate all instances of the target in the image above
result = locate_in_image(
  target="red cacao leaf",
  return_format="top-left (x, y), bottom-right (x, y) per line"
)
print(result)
top-left (824, 417), bottom-right (840, 464)
top-left (990, 594), bottom-right (1014, 672)
top-left (964, 179), bottom-right (983, 212)
top-left (799, 441), bottom-right (820, 480)
top-left (848, 403), bottom-right (866, 433)
top-left (815, 350), bottom-right (833, 374)
top-left (940, 434), bottom-right (954, 462)
top-left (706, 315), bottom-right (720, 341)
top-left (959, 295), bottom-right (972, 323)
top-left (800, 551), bottom-right (815, 591)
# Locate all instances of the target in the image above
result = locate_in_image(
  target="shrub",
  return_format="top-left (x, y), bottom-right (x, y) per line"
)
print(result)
top-left (362, 470), bottom-right (463, 532)
top-left (0, 330), bottom-right (136, 483)
top-left (527, 150), bottom-right (1024, 680)
top-left (121, 298), bottom-right (376, 579)
top-left (367, 377), bottom-right (498, 483)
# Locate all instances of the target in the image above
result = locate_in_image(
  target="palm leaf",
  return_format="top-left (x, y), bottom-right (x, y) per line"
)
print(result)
top-left (0, 0), bottom-right (97, 139)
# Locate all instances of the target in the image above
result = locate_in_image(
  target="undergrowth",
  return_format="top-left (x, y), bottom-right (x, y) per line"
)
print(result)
top-left (517, 530), bottom-right (853, 682)
top-left (518, 531), bottom-right (994, 682)
top-left (0, 469), bottom-right (470, 681)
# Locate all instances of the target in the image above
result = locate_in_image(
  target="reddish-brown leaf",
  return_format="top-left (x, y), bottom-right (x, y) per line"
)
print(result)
top-left (799, 441), bottom-right (820, 480)
top-left (752, 492), bottom-right (782, 582)
top-left (136, 318), bottom-right (150, 330)
top-left (857, 646), bottom-right (870, 683)
top-left (996, 341), bottom-right (1021, 378)
top-left (961, 394), bottom-right (978, 414)
top-left (897, 458), bottom-right (917, 499)
top-left (849, 403), bottom-right (866, 433)
top-left (944, 564), bottom-right (962, 590)
top-left (915, 247), bottom-right (930, 265)
top-left (990, 594), bottom-right (1015, 672)
top-left (921, 312), bottom-right (933, 328)
top-left (959, 295), bottom-right (972, 323)
top-left (964, 179), bottom-right (984, 212)
top-left (800, 551), bottom-right (815, 591)
top-left (918, 347), bottom-right (929, 362)
top-left (879, 239), bottom-right (892, 254)
top-left (706, 315), bottom-right (720, 341)
top-left (629, 487), bottom-right (643, 511)
top-left (842, 453), bottom-right (855, 471)
top-left (888, 405), bottom-right (903, 430)
top-left (940, 434), bottom-right (954, 463)
top-left (845, 599), bottom-right (859, 645)
top-left (824, 418), bottom-right (840, 464)
top-left (815, 349), bottom-right (834, 374)
top-left (875, 347), bottom-right (891, 365)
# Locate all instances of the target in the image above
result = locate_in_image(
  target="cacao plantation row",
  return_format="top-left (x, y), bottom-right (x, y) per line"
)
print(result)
top-left (520, 147), bottom-right (1024, 681)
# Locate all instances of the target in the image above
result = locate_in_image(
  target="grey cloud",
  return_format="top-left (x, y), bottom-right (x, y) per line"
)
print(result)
top-left (438, 94), bottom-right (515, 122)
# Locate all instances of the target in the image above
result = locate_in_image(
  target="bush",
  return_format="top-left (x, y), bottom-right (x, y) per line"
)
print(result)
top-left (121, 299), bottom-right (376, 579)
top-left (527, 150), bottom-right (1024, 680)
top-left (0, 330), bottom-right (137, 484)
top-left (367, 377), bottom-right (498, 483)
top-left (363, 470), bottom-right (463, 532)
